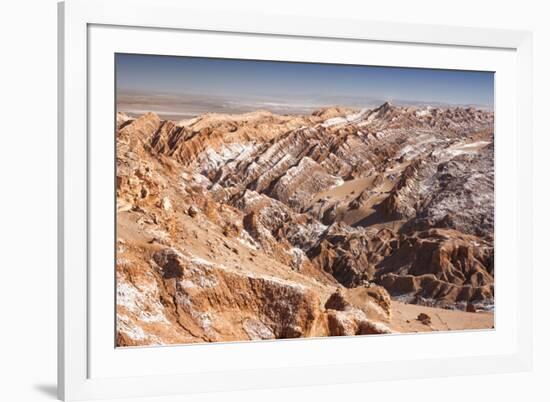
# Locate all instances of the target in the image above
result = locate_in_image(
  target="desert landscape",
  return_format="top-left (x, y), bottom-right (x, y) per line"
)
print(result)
top-left (116, 100), bottom-right (494, 346)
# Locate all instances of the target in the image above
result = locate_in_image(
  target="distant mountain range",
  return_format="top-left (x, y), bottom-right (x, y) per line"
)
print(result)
top-left (117, 90), bottom-right (493, 120)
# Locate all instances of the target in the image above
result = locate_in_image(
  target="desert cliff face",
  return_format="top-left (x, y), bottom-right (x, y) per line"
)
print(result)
top-left (116, 103), bottom-right (494, 347)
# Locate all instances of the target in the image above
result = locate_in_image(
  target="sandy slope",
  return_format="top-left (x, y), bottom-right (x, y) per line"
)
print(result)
top-left (389, 301), bottom-right (494, 333)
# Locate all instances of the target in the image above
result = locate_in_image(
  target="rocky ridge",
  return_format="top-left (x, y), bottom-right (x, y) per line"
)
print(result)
top-left (116, 103), bottom-right (494, 346)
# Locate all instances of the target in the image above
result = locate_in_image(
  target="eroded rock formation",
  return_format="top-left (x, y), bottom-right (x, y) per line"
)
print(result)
top-left (116, 103), bottom-right (494, 346)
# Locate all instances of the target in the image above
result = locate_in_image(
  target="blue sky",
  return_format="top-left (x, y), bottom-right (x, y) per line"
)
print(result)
top-left (116, 53), bottom-right (494, 116)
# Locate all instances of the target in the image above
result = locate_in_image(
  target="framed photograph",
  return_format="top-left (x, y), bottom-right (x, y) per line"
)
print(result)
top-left (58, 0), bottom-right (533, 400)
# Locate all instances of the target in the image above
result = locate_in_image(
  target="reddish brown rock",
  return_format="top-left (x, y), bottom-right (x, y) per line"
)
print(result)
top-left (417, 313), bottom-right (431, 325)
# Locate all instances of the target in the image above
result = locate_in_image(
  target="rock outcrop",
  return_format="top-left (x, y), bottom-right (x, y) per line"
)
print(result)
top-left (376, 229), bottom-right (493, 307)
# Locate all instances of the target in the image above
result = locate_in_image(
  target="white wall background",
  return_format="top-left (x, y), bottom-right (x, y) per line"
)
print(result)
top-left (0, 0), bottom-right (547, 401)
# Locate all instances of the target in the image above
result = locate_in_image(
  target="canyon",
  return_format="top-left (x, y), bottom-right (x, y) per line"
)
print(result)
top-left (116, 102), bottom-right (494, 346)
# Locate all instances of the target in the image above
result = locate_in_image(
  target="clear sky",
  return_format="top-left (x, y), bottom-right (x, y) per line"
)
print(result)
top-left (116, 53), bottom-right (494, 116)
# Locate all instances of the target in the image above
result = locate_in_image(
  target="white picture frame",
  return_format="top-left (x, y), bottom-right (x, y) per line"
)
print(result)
top-left (58, 0), bottom-right (533, 400)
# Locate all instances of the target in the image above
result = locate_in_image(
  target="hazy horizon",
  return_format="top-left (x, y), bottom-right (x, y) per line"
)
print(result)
top-left (116, 54), bottom-right (494, 119)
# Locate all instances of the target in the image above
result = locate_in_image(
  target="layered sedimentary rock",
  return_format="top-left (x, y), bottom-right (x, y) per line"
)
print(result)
top-left (116, 103), bottom-right (494, 346)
